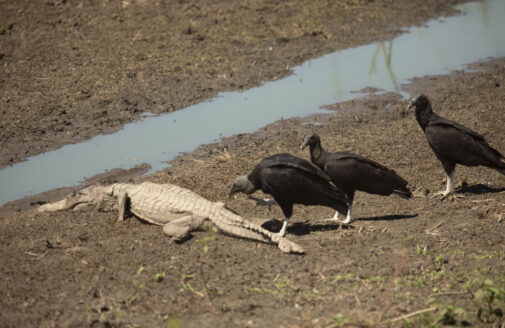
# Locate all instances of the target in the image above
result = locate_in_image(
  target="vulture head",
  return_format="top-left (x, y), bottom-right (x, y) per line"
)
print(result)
top-left (407, 94), bottom-right (432, 114)
top-left (230, 175), bottom-right (256, 196)
top-left (301, 133), bottom-right (321, 150)
top-left (408, 94), bottom-right (433, 131)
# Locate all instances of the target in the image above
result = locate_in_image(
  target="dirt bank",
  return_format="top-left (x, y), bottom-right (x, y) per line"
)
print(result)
top-left (2, 0), bottom-right (505, 327)
top-left (1, 57), bottom-right (504, 327)
top-left (0, 0), bottom-right (468, 168)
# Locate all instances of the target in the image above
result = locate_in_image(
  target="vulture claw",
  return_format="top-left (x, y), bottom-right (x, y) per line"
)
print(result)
top-left (430, 190), bottom-right (451, 199)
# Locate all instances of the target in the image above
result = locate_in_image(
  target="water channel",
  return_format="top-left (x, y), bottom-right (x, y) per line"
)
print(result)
top-left (1, 0), bottom-right (504, 205)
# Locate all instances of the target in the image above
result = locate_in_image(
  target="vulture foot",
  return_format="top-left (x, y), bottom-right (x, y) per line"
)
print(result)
top-left (325, 210), bottom-right (353, 225)
top-left (447, 194), bottom-right (465, 202)
top-left (320, 217), bottom-right (353, 225)
top-left (430, 190), bottom-right (451, 199)
top-left (339, 216), bottom-right (353, 225)
top-left (431, 190), bottom-right (464, 201)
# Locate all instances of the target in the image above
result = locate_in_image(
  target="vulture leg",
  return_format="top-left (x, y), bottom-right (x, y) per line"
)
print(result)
top-left (326, 191), bottom-right (354, 224)
top-left (431, 170), bottom-right (454, 199)
top-left (431, 160), bottom-right (455, 199)
top-left (327, 206), bottom-right (353, 224)
top-left (339, 205), bottom-right (353, 224)
top-left (329, 211), bottom-right (341, 221)
top-left (278, 217), bottom-right (290, 237)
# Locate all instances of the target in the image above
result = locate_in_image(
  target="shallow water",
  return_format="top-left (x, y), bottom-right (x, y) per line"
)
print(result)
top-left (1, 0), bottom-right (504, 205)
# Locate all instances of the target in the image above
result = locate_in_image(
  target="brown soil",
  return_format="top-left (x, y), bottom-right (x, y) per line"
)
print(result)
top-left (1, 1), bottom-right (505, 327)
top-left (0, 0), bottom-right (467, 169)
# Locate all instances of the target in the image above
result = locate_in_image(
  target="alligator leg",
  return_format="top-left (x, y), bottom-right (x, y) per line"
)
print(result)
top-left (92, 193), bottom-right (110, 212)
top-left (117, 190), bottom-right (128, 222)
top-left (162, 215), bottom-right (206, 242)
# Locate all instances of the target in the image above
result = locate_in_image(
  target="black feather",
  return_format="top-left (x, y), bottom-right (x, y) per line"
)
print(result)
top-left (301, 133), bottom-right (412, 203)
top-left (247, 153), bottom-right (349, 218)
top-left (410, 94), bottom-right (505, 176)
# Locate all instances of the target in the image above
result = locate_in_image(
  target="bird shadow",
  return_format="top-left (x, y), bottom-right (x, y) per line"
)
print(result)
top-left (261, 218), bottom-right (354, 236)
top-left (359, 213), bottom-right (418, 222)
top-left (454, 184), bottom-right (505, 195)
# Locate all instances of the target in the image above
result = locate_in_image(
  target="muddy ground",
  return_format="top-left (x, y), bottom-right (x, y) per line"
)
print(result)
top-left (0, 0), bottom-right (468, 168)
top-left (1, 0), bottom-right (505, 327)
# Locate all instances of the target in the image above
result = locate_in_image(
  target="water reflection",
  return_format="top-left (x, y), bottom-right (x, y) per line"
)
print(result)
top-left (477, 0), bottom-right (502, 53)
top-left (330, 56), bottom-right (344, 98)
top-left (369, 41), bottom-right (398, 92)
top-left (479, 0), bottom-right (490, 28)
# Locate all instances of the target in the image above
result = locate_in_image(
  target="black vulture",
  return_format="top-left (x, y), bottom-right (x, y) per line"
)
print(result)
top-left (408, 94), bottom-right (505, 197)
top-left (301, 133), bottom-right (411, 223)
top-left (229, 153), bottom-right (349, 236)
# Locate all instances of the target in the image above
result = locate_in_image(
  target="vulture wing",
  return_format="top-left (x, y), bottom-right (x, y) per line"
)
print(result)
top-left (430, 116), bottom-right (486, 141)
top-left (250, 153), bottom-right (349, 217)
top-left (258, 153), bottom-right (332, 183)
top-left (324, 152), bottom-right (410, 197)
top-left (328, 152), bottom-right (391, 171)
top-left (426, 119), bottom-right (505, 167)
top-left (259, 166), bottom-right (348, 214)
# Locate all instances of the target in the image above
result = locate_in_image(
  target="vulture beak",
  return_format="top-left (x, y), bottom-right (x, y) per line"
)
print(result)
top-left (406, 101), bottom-right (414, 112)
top-left (229, 186), bottom-right (238, 199)
top-left (300, 139), bottom-right (309, 150)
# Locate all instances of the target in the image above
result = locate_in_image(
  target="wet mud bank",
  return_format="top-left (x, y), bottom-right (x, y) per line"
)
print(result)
top-left (1, 0), bottom-right (505, 326)
top-left (1, 57), bottom-right (504, 327)
top-left (3, 0), bottom-right (504, 206)
top-left (0, 0), bottom-right (469, 169)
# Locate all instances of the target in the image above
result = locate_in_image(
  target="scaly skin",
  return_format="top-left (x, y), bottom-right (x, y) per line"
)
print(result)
top-left (38, 182), bottom-right (304, 254)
